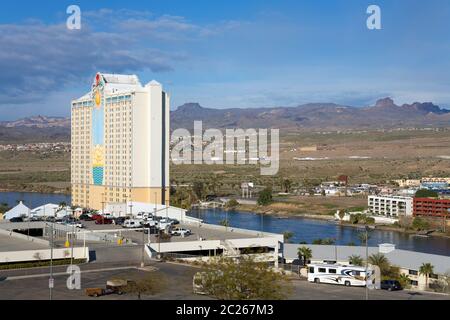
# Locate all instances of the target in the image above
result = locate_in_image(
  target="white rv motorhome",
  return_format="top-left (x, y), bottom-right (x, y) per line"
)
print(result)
top-left (307, 263), bottom-right (374, 287)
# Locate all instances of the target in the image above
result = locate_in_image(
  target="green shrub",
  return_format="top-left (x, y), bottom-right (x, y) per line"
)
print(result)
top-left (412, 217), bottom-right (430, 231)
top-left (257, 187), bottom-right (273, 206)
top-left (0, 258), bottom-right (86, 270)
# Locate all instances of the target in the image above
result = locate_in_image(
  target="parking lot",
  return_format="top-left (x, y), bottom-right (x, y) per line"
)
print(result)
top-left (66, 220), bottom-right (259, 247)
top-left (0, 259), bottom-right (447, 300)
top-left (0, 261), bottom-right (209, 300)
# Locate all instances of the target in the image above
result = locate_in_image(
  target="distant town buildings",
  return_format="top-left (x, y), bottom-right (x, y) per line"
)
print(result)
top-left (71, 73), bottom-right (170, 210)
top-left (0, 142), bottom-right (69, 152)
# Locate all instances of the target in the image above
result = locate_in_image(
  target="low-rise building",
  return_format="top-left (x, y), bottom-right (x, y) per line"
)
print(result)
top-left (368, 195), bottom-right (413, 217)
top-left (413, 198), bottom-right (450, 218)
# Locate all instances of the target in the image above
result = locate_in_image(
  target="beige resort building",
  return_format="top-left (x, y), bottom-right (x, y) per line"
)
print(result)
top-left (71, 73), bottom-right (170, 210)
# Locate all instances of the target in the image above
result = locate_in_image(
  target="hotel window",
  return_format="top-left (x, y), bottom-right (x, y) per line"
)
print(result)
top-left (409, 270), bottom-right (418, 276)
top-left (410, 280), bottom-right (418, 286)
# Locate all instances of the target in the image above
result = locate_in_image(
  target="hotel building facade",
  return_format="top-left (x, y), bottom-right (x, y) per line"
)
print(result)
top-left (368, 195), bottom-right (413, 217)
top-left (71, 73), bottom-right (170, 210)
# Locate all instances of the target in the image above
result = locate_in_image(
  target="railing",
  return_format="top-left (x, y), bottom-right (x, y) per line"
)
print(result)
top-left (161, 252), bottom-right (202, 260)
top-left (268, 262), bottom-right (302, 275)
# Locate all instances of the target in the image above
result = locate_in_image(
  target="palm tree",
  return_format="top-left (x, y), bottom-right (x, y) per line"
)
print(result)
top-left (297, 246), bottom-right (312, 266)
top-left (368, 253), bottom-right (390, 276)
top-left (348, 255), bottom-right (364, 266)
top-left (283, 231), bottom-right (294, 243)
top-left (399, 273), bottom-right (411, 289)
top-left (419, 263), bottom-right (434, 289)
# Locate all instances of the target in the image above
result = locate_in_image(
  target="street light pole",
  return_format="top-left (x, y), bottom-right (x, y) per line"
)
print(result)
top-left (365, 226), bottom-right (369, 301)
top-left (141, 225), bottom-right (145, 268)
top-left (260, 213), bottom-right (263, 237)
top-left (49, 221), bottom-right (54, 300)
top-left (70, 209), bottom-right (74, 267)
top-left (27, 203), bottom-right (30, 240)
top-left (334, 238), bottom-right (338, 263)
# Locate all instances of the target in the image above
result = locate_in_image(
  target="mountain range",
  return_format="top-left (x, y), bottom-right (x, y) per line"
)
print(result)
top-left (172, 97), bottom-right (450, 130)
top-left (1, 98), bottom-right (449, 142)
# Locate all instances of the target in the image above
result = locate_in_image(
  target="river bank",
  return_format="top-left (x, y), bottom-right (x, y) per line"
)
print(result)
top-left (219, 203), bottom-right (450, 239)
top-left (0, 186), bottom-right (69, 195)
top-left (190, 208), bottom-right (450, 256)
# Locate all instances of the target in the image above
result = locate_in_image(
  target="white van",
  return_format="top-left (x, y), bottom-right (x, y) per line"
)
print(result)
top-left (307, 263), bottom-right (373, 287)
top-left (136, 212), bottom-right (153, 221)
top-left (122, 219), bottom-right (142, 229)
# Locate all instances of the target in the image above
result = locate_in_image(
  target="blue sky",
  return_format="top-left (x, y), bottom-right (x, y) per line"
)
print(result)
top-left (1, 0), bottom-right (450, 120)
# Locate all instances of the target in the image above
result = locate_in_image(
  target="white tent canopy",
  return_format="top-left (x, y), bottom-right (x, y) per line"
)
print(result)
top-left (4, 201), bottom-right (30, 220)
top-left (105, 201), bottom-right (192, 222)
top-left (30, 203), bottom-right (60, 217)
top-left (31, 204), bottom-right (73, 218)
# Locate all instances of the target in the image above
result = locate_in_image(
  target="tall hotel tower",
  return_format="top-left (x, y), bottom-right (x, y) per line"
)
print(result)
top-left (71, 73), bottom-right (170, 210)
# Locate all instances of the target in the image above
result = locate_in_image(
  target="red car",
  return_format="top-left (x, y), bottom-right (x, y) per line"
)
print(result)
top-left (90, 214), bottom-right (103, 221)
top-left (95, 218), bottom-right (113, 224)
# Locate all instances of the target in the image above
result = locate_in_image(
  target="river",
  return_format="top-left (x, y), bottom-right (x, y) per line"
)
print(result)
top-left (1, 192), bottom-right (449, 256)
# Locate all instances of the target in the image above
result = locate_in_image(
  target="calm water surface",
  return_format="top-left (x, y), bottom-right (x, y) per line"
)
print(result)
top-left (189, 208), bottom-right (450, 256)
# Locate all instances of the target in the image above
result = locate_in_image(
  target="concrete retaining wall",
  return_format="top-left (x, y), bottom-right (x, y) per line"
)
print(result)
top-left (0, 228), bottom-right (49, 246)
top-left (0, 246), bottom-right (89, 263)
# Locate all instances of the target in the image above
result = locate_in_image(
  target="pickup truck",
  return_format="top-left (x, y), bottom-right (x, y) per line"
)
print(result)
top-left (85, 279), bottom-right (129, 297)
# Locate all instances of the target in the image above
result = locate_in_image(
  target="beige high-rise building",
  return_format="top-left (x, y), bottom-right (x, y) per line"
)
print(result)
top-left (71, 73), bottom-right (170, 210)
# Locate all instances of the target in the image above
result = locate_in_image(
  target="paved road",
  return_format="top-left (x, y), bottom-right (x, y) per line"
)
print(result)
top-left (290, 279), bottom-right (449, 300)
top-left (0, 260), bottom-right (448, 300)
top-left (0, 261), bottom-right (209, 300)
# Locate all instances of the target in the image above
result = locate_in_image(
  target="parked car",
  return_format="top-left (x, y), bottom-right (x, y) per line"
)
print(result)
top-left (66, 221), bottom-right (84, 228)
top-left (113, 217), bottom-right (128, 225)
top-left (136, 212), bottom-right (152, 220)
top-left (171, 227), bottom-right (191, 237)
top-left (381, 280), bottom-right (402, 291)
top-left (102, 213), bottom-right (114, 220)
top-left (9, 217), bottom-right (23, 223)
top-left (95, 218), bottom-right (113, 225)
top-left (79, 214), bottom-right (93, 221)
top-left (170, 218), bottom-right (180, 225)
top-left (122, 219), bottom-right (142, 228)
top-left (90, 214), bottom-right (103, 221)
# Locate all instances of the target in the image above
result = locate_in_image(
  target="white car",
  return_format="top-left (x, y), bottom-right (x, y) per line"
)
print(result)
top-left (122, 219), bottom-right (142, 229)
top-left (66, 221), bottom-right (83, 228)
top-left (171, 228), bottom-right (191, 237)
